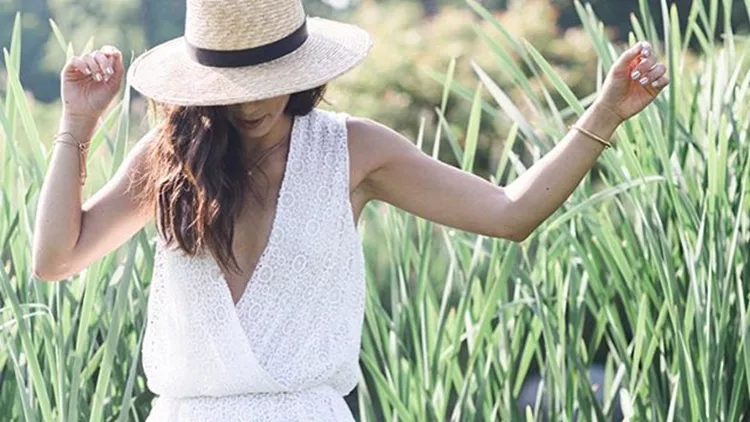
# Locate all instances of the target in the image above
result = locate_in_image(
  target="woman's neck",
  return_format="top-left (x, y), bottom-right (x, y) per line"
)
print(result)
top-left (239, 113), bottom-right (293, 160)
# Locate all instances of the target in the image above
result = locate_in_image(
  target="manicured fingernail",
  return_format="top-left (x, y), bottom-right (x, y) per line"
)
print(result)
top-left (106, 67), bottom-right (114, 75)
top-left (84, 67), bottom-right (91, 75)
top-left (651, 80), bottom-right (660, 88)
top-left (94, 73), bottom-right (102, 81)
top-left (642, 48), bottom-right (651, 58)
top-left (639, 76), bottom-right (649, 85)
top-left (631, 70), bottom-right (641, 80)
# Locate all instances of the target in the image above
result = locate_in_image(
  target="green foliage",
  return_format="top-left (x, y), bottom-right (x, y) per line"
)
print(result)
top-left (0, 0), bottom-right (348, 103)
top-left (554, 0), bottom-right (750, 40)
top-left (0, 13), bottom-right (149, 421)
top-left (1, 0), bottom-right (747, 106)
top-left (359, 0), bottom-right (750, 419)
top-left (327, 0), bottom-right (601, 175)
top-left (1, 1), bottom-right (750, 421)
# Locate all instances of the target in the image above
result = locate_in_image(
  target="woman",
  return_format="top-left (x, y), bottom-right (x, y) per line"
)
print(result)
top-left (32, 0), bottom-right (669, 420)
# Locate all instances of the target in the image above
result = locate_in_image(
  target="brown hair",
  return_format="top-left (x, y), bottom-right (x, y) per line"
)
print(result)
top-left (135, 85), bottom-right (327, 274)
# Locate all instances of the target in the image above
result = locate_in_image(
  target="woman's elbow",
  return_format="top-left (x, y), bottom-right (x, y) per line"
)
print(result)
top-left (31, 251), bottom-right (66, 281)
top-left (492, 202), bottom-right (535, 242)
top-left (32, 264), bottom-right (58, 281)
top-left (489, 222), bottom-right (532, 242)
top-left (32, 261), bottom-right (58, 281)
top-left (501, 227), bottom-right (532, 243)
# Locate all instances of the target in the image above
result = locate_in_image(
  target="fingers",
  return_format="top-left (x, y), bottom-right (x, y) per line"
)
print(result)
top-left (650, 74), bottom-right (670, 90)
top-left (89, 50), bottom-right (114, 82)
top-left (92, 50), bottom-right (114, 79)
top-left (616, 42), bottom-right (650, 68)
top-left (66, 46), bottom-right (121, 83)
top-left (629, 43), bottom-right (670, 96)
top-left (630, 55), bottom-right (658, 86)
top-left (615, 41), bottom-right (649, 69)
top-left (81, 52), bottom-right (103, 81)
top-left (69, 56), bottom-right (92, 76)
top-left (643, 63), bottom-right (667, 89)
top-left (100, 45), bottom-right (123, 74)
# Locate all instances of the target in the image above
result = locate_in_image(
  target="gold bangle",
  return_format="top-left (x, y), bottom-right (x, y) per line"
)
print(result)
top-left (570, 125), bottom-right (613, 149)
top-left (53, 132), bottom-right (89, 185)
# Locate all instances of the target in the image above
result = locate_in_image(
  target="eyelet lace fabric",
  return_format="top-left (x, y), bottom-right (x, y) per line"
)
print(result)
top-left (143, 109), bottom-right (366, 421)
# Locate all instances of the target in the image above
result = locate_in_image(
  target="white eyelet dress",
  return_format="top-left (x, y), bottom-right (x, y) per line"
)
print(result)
top-left (143, 108), bottom-right (366, 421)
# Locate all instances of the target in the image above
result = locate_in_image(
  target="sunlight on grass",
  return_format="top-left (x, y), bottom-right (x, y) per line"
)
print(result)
top-left (1, 0), bottom-right (748, 420)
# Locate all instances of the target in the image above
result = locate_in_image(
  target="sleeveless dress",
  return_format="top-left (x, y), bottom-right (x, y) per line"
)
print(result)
top-left (142, 108), bottom-right (367, 421)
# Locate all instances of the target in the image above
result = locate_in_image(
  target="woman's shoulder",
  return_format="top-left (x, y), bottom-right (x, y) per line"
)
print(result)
top-left (304, 108), bottom-right (358, 141)
top-left (309, 107), bottom-right (375, 134)
top-left (306, 109), bottom-right (401, 159)
top-left (309, 106), bottom-right (351, 123)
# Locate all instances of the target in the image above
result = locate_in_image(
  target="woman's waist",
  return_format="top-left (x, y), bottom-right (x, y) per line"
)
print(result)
top-left (158, 382), bottom-right (339, 400)
top-left (147, 384), bottom-right (354, 421)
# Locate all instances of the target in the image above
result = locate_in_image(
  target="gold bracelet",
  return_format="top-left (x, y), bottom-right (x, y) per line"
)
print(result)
top-left (53, 132), bottom-right (89, 185)
top-left (570, 125), bottom-right (613, 149)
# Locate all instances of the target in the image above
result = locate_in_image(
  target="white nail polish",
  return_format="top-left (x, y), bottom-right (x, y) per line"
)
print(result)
top-left (94, 73), bottom-right (102, 82)
top-left (631, 70), bottom-right (641, 80)
top-left (639, 77), bottom-right (649, 85)
top-left (651, 80), bottom-right (660, 88)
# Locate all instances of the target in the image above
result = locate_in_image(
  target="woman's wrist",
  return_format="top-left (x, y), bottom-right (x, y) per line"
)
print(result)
top-left (59, 111), bottom-right (99, 144)
top-left (575, 103), bottom-right (623, 145)
top-left (589, 101), bottom-right (625, 127)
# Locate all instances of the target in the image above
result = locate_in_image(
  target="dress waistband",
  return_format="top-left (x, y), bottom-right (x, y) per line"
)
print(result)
top-left (146, 384), bottom-right (354, 422)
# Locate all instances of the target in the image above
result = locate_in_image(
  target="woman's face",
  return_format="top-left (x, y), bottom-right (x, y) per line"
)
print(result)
top-left (227, 94), bottom-right (291, 138)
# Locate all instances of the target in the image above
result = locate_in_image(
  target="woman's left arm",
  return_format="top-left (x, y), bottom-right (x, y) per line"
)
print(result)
top-left (353, 41), bottom-right (668, 242)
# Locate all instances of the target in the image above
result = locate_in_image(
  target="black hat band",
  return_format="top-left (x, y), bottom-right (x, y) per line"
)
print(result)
top-left (185, 21), bottom-right (309, 68)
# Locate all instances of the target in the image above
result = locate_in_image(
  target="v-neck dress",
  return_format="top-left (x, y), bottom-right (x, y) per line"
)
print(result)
top-left (143, 108), bottom-right (366, 421)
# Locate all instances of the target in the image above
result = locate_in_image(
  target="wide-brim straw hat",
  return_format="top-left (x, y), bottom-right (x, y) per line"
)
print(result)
top-left (127, 0), bottom-right (373, 106)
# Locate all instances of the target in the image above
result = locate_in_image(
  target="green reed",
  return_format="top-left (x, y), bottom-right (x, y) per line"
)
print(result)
top-left (359, 0), bottom-right (749, 420)
top-left (1, 0), bottom-right (749, 420)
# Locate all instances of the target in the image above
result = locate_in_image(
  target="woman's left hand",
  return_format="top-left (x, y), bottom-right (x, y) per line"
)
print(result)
top-left (594, 41), bottom-right (670, 123)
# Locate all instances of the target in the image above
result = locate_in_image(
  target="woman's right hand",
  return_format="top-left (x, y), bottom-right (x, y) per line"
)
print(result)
top-left (61, 45), bottom-right (124, 122)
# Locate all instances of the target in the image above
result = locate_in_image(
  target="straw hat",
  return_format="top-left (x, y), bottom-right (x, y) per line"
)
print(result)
top-left (127, 0), bottom-right (373, 106)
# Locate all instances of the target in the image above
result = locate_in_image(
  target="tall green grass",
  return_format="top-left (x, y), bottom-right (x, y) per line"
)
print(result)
top-left (1, 0), bottom-right (749, 421)
top-left (1, 12), bottom-right (151, 422)
top-left (360, 0), bottom-right (749, 420)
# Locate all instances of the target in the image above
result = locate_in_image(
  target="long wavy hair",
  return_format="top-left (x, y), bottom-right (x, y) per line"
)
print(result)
top-left (134, 85), bottom-right (327, 275)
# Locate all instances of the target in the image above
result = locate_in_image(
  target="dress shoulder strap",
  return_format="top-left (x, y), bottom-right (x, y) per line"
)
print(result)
top-left (293, 108), bottom-right (351, 193)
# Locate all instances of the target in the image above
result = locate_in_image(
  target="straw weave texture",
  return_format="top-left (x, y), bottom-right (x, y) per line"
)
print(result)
top-left (186, 0), bottom-right (305, 50)
top-left (127, 0), bottom-right (372, 106)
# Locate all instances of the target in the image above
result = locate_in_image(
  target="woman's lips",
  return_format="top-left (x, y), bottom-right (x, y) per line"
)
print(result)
top-left (238, 115), bottom-right (266, 130)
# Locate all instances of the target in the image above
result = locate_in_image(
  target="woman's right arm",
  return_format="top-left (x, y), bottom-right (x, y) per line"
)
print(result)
top-left (32, 45), bottom-right (157, 281)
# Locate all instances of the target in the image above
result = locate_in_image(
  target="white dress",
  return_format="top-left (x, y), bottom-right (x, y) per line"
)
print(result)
top-left (142, 108), bottom-right (367, 421)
